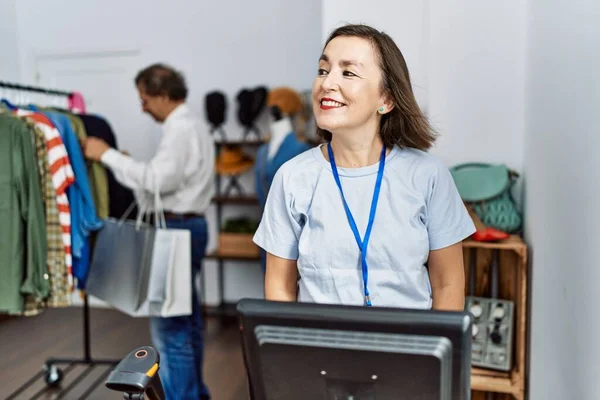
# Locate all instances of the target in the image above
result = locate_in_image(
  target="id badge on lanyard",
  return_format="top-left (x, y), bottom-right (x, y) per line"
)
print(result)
top-left (327, 142), bottom-right (386, 307)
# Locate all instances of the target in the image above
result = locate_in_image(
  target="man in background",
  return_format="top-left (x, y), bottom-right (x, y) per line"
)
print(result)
top-left (85, 63), bottom-right (214, 400)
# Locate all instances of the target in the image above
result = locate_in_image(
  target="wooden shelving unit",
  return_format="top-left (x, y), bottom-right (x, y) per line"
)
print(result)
top-left (211, 195), bottom-right (260, 205)
top-left (205, 140), bottom-right (265, 317)
top-left (462, 235), bottom-right (528, 400)
top-left (214, 138), bottom-right (322, 148)
top-left (206, 136), bottom-right (323, 316)
top-left (214, 139), bottom-right (265, 147)
top-left (205, 250), bottom-right (260, 261)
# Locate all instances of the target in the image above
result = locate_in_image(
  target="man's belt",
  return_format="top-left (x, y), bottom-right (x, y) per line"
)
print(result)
top-left (149, 211), bottom-right (205, 220)
top-left (164, 211), bottom-right (204, 220)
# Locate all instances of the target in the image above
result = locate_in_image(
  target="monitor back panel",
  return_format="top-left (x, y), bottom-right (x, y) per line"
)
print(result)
top-left (256, 325), bottom-right (453, 400)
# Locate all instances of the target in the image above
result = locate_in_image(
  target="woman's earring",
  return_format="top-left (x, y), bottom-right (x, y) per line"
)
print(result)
top-left (379, 107), bottom-right (385, 113)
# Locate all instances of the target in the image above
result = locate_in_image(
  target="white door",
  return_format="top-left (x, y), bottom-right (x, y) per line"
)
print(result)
top-left (34, 50), bottom-right (162, 161)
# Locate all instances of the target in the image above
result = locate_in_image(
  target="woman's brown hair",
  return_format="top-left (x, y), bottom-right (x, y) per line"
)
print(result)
top-left (317, 24), bottom-right (437, 150)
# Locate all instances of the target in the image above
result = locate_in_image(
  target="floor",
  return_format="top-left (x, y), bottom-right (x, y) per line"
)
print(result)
top-left (0, 306), bottom-right (249, 399)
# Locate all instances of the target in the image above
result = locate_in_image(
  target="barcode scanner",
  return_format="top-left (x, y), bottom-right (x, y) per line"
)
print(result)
top-left (105, 346), bottom-right (165, 400)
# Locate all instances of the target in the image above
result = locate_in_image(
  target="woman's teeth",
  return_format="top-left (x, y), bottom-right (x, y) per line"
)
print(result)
top-left (322, 100), bottom-right (344, 107)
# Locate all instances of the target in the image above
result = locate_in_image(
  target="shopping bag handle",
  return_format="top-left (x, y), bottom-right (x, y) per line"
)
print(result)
top-left (133, 164), bottom-right (167, 230)
top-left (116, 164), bottom-right (167, 230)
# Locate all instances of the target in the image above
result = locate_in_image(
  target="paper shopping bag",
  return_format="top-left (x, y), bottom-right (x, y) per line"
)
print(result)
top-left (131, 227), bottom-right (192, 318)
top-left (161, 228), bottom-right (192, 317)
top-left (96, 163), bottom-right (193, 318)
top-left (145, 229), bottom-right (176, 315)
top-left (86, 218), bottom-right (156, 316)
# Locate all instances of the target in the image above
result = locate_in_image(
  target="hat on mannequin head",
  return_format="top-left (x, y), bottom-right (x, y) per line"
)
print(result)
top-left (266, 87), bottom-right (302, 116)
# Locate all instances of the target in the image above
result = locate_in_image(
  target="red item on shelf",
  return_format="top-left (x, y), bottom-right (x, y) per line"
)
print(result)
top-left (472, 227), bottom-right (509, 242)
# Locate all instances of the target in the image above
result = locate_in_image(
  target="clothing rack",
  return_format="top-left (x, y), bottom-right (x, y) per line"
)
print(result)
top-left (2, 81), bottom-right (120, 399)
top-left (0, 80), bottom-right (72, 97)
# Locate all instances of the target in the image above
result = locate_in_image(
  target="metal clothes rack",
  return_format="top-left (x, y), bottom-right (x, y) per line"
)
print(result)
top-left (0, 80), bottom-right (73, 97)
top-left (1, 81), bottom-right (120, 399)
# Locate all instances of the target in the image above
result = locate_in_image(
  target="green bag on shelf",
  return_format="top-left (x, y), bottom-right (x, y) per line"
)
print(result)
top-left (449, 163), bottom-right (522, 233)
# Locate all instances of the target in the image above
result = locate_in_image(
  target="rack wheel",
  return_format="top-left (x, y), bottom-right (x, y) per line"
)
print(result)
top-left (44, 364), bottom-right (63, 387)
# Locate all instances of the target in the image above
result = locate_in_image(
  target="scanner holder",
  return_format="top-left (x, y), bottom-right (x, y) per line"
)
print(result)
top-left (105, 346), bottom-right (166, 400)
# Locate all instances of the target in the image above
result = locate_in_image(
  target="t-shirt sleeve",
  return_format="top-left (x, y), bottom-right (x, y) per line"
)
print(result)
top-left (253, 166), bottom-right (302, 260)
top-left (425, 160), bottom-right (476, 250)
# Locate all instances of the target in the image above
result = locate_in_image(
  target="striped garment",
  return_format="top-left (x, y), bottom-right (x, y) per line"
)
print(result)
top-left (20, 121), bottom-right (71, 315)
top-left (15, 110), bottom-right (75, 289)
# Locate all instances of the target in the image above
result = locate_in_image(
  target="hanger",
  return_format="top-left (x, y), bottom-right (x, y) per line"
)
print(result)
top-left (1, 98), bottom-right (17, 111)
top-left (0, 82), bottom-right (72, 112)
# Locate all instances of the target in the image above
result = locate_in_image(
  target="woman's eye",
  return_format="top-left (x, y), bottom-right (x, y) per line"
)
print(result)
top-left (343, 71), bottom-right (356, 77)
top-left (317, 68), bottom-right (328, 76)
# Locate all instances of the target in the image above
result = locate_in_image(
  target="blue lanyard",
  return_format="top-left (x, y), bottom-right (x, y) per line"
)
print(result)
top-left (327, 142), bottom-right (386, 307)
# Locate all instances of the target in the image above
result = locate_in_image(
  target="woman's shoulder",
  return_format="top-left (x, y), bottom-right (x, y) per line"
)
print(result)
top-left (276, 145), bottom-right (324, 181)
top-left (268, 146), bottom-right (324, 211)
top-left (394, 146), bottom-right (450, 178)
top-left (388, 146), bottom-right (458, 201)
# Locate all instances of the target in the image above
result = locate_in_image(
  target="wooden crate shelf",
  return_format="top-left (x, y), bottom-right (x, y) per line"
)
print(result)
top-left (205, 250), bottom-right (260, 261)
top-left (463, 235), bottom-right (528, 400)
top-left (472, 372), bottom-right (523, 398)
top-left (472, 367), bottom-right (510, 379)
top-left (463, 235), bottom-right (527, 259)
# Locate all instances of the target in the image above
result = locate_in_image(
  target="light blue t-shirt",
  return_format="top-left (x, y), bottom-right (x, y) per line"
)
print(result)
top-left (253, 144), bottom-right (476, 309)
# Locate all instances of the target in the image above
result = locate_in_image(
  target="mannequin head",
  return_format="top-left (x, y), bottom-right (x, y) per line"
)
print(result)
top-left (267, 87), bottom-right (303, 130)
top-left (270, 105), bottom-right (283, 122)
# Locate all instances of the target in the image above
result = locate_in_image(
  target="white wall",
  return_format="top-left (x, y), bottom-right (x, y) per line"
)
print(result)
top-left (322, 0), bottom-right (527, 172)
top-left (322, 0), bottom-right (430, 114)
top-left (14, 0), bottom-right (322, 305)
top-left (524, 0), bottom-right (600, 398)
top-left (0, 0), bottom-right (20, 80)
top-left (15, 0), bottom-right (322, 159)
top-left (428, 2), bottom-right (527, 172)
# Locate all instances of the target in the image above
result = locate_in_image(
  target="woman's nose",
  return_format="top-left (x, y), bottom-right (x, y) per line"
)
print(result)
top-left (321, 71), bottom-right (339, 92)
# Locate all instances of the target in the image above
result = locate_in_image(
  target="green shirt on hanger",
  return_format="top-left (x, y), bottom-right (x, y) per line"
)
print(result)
top-left (0, 113), bottom-right (49, 314)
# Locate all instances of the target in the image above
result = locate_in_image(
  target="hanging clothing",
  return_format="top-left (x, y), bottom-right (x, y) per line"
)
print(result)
top-left (255, 131), bottom-right (311, 271)
top-left (33, 107), bottom-right (110, 220)
top-left (0, 90), bottom-right (121, 313)
top-left (15, 109), bottom-right (75, 287)
top-left (0, 114), bottom-right (49, 314)
top-left (24, 119), bottom-right (71, 313)
top-left (68, 91), bottom-right (87, 114)
top-left (1, 110), bottom-right (52, 316)
top-left (255, 131), bottom-right (311, 207)
top-left (79, 114), bottom-right (137, 219)
top-left (22, 119), bottom-right (53, 316)
top-left (62, 111), bottom-right (110, 219)
top-left (31, 107), bottom-right (104, 289)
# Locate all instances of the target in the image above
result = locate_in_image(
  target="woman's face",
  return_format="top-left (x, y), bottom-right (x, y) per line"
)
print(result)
top-left (312, 35), bottom-right (388, 137)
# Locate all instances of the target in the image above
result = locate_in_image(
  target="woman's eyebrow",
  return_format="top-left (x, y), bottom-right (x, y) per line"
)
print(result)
top-left (319, 54), bottom-right (363, 68)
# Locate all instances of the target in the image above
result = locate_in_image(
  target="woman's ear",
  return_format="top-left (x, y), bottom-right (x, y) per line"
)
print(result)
top-left (378, 93), bottom-right (395, 115)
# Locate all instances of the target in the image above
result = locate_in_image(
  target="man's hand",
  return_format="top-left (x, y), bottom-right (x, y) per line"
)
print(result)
top-left (84, 137), bottom-right (111, 161)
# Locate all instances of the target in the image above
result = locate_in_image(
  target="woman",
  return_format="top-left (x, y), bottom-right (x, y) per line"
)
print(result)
top-left (253, 24), bottom-right (475, 311)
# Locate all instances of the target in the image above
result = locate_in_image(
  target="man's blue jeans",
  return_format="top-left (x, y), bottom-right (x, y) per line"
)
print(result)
top-left (149, 216), bottom-right (210, 400)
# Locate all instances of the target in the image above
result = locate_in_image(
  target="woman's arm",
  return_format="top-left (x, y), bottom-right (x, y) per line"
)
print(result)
top-left (428, 242), bottom-right (466, 311)
top-left (265, 252), bottom-right (298, 301)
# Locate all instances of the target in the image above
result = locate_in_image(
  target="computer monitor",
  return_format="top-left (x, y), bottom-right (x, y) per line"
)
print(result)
top-left (237, 299), bottom-right (473, 400)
